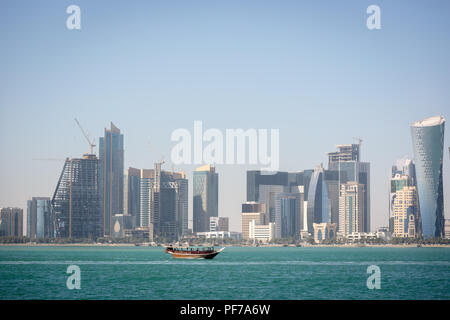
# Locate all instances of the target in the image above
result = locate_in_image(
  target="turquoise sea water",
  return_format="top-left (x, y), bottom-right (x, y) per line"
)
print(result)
top-left (0, 246), bottom-right (449, 300)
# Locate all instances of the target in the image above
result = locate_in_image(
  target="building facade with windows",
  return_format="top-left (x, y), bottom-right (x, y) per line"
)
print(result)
top-left (275, 192), bottom-right (303, 239)
top-left (411, 115), bottom-right (445, 237)
top-left (26, 197), bottom-right (52, 238)
top-left (193, 165), bottom-right (218, 233)
top-left (52, 154), bottom-right (101, 239)
top-left (313, 222), bottom-right (337, 243)
top-left (99, 122), bottom-right (124, 237)
top-left (0, 207), bottom-right (23, 237)
top-left (393, 186), bottom-right (419, 238)
top-left (241, 202), bottom-right (266, 240)
top-left (338, 182), bottom-right (365, 236)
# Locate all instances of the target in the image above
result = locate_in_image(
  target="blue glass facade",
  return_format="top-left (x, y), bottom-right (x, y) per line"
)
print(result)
top-left (275, 193), bottom-right (302, 238)
top-left (307, 166), bottom-right (330, 232)
top-left (193, 166), bottom-right (218, 233)
top-left (99, 123), bottom-right (124, 236)
top-left (328, 144), bottom-right (370, 233)
top-left (411, 116), bottom-right (445, 238)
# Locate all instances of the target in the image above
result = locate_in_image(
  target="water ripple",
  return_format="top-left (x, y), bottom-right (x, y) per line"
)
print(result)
top-left (1, 260), bottom-right (449, 266)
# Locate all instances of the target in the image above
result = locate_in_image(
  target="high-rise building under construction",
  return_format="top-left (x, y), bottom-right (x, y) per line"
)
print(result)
top-left (52, 154), bottom-right (101, 238)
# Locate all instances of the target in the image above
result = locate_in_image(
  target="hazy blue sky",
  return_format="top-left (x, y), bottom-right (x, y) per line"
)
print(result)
top-left (1, 0), bottom-right (449, 232)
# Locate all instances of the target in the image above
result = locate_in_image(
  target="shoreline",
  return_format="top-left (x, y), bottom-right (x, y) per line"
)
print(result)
top-left (0, 243), bottom-right (449, 248)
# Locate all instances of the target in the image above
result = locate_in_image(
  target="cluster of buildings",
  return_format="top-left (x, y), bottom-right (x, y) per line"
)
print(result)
top-left (1, 115), bottom-right (449, 244)
top-left (389, 116), bottom-right (447, 239)
top-left (241, 142), bottom-right (371, 243)
top-left (240, 115), bottom-right (449, 243)
top-left (0, 123), bottom-right (227, 242)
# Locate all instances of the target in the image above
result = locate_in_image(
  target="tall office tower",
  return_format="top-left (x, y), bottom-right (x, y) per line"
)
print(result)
top-left (389, 158), bottom-right (417, 233)
top-left (52, 154), bottom-right (101, 238)
top-left (258, 184), bottom-right (285, 223)
top-left (411, 116), bottom-right (445, 238)
top-left (160, 169), bottom-right (188, 240)
top-left (338, 182), bottom-right (365, 235)
top-left (139, 169), bottom-right (153, 228)
top-left (0, 208), bottom-right (23, 237)
top-left (176, 176), bottom-right (189, 236)
top-left (241, 202), bottom-right (266, 239)
top-left (393, 186), bottom-right (419, 238)
top-left (124, 167), bottom-right (141, 228)
top-left (193, 164), bottom-right (218, 233)
top-left (139, 164), bottom-right (188, 241)
top-left (275, 192), bottom-right (303, 239)
top-left (306, 164), bottom-right (331, 232)
top-left (99, 122), bottom-right (124, 237)
top-left (328, 143), bottom-right (370, 232)
top-left (26, 197), bottom-right (52, 238)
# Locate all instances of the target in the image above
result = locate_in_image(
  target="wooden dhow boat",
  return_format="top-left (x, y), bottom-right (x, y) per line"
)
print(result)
top-left (165, 246), bottom-right (225, 259)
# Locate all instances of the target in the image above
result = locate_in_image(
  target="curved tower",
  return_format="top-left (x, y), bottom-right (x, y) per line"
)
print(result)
top-left (411, 116), bottom-right (445, 238)
top-left (307, 164), bottom-right (330, 232)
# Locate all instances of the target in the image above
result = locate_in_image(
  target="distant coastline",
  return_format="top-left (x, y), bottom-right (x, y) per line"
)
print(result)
top-left (1, 243), bottom-right (450, 248)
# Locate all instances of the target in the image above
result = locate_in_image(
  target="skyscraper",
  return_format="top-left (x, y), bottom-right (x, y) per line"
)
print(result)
top-left (0, 207), bottom-right (23, 237)
top-left (411, 115), bottom-right (445, 238)
top-left (338, 182), bottom-right (365, 235)
top-left (139, 164), bottom-right (188, 241)
top-left (139, 169), bottom-right (153, 228)
top-left (99, 122), bottom-right (124, 237)
top-left (306, 164), bottom-right (331, 231)
top-left (124, 167), bottom-right (141, 228)
top-left (275, 192), bottom-right (303, 239)
top-left (328, 143), bottom-right (370, 232)
top-left (52, 154), bottom-right (101, 238)
top-left (393, 186), bottom-right (419, 238)
top-left (389, 158), bottom-right (417, 234)
top-left (193, 164), bottom-right (218, 233)
top-left (27, 197), bottom-right (52, 238)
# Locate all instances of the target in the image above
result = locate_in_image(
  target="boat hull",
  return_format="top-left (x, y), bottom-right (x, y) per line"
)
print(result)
top-left (166, 247), bottom-right (224, 259)
top-left (170, 251), bottom-right (220, 259)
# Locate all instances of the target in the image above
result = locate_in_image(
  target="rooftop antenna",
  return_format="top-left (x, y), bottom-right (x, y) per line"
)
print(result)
top-left (75, 118), bottom-right (96, 155)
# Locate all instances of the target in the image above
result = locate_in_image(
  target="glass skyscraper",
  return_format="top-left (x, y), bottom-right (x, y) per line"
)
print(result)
top-left (124, 167), bottom-right (141, 228)
top-left (306, 164), bottom-right (331, 232)
top-left (27, 197), bottom-right (52, 238)
top-left (193, 165), bottom-right (218, 233)
top-left (411, 115), bottom-right (445, 238)
top-left (328, 144), bottom-right (370, 233)
top-left (275, 193), bottom-right (302, 239)
top-left (99, 122), bottom-right (124, 237)
top-left (139, 165), bottom-right (188, 241)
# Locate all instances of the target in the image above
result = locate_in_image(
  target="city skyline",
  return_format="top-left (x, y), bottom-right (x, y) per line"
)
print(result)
top-left (0, 115), bottom-right (448, 234)
top-left (1, 1), bottom-right (450, 233)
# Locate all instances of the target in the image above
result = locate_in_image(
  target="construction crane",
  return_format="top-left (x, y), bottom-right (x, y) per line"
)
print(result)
top-left (74, 118), bottom-right (96, 155)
